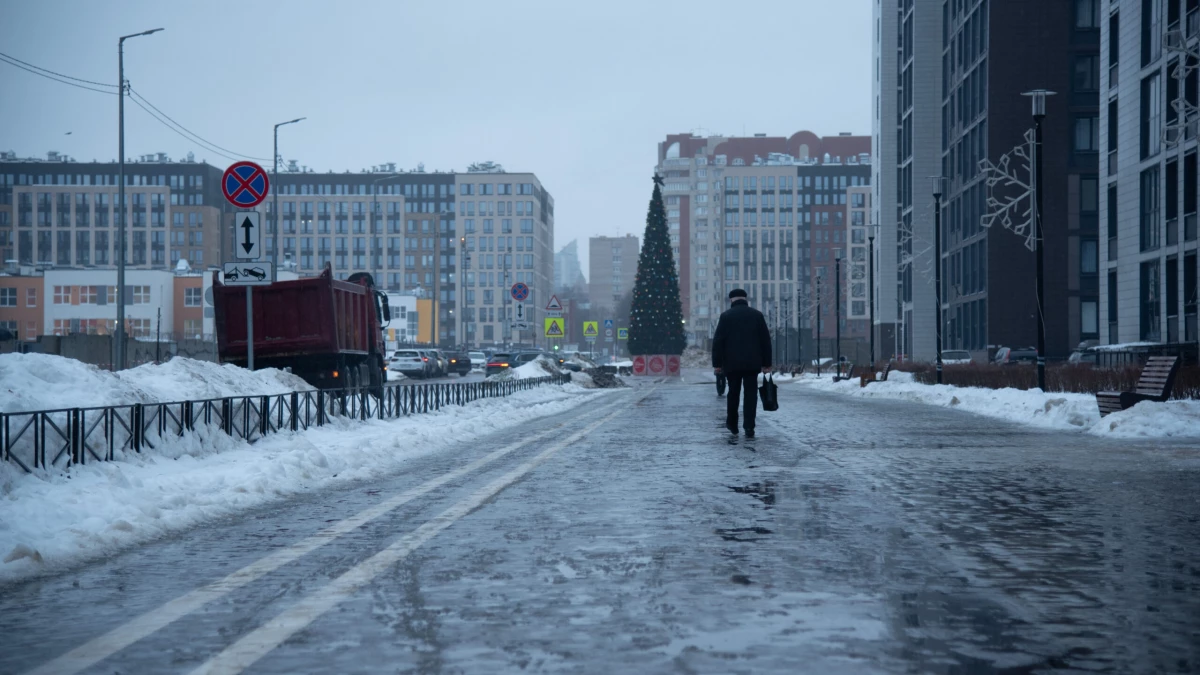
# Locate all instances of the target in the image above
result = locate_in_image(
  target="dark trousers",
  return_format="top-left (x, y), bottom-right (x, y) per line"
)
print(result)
top-left (725, 371), bottom-right (759, 431)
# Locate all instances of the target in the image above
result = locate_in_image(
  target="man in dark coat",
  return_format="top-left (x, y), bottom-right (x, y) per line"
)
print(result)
top-left (711, 289), bottom-right (772, 437)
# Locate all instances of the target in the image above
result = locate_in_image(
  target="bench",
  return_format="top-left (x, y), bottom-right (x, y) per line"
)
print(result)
top-left (861, 360), bottom-right (893, 387)
top-left (1095, 355), bottom-right (1180, 417)
top-left (832, 363), bottom-right (855, 382)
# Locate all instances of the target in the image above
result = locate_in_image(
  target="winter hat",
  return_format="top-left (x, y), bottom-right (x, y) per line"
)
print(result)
top-left (729, 288), bottom-right (747, 299)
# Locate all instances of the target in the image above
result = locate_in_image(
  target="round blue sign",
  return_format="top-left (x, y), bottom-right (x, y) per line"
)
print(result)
top-left (510, 282), bottom-right (530, 302)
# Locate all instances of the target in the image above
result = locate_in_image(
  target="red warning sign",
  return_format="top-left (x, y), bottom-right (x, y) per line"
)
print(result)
top-left (666, 355), bottom-right (680, 375)
top-left (632, 355), bottom-right (647, 375)
top-left (648, 355), bottom-right (666, 375)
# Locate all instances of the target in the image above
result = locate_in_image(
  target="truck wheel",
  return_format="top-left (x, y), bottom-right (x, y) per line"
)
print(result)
top-left (368, 356), bottom-right (385, 399)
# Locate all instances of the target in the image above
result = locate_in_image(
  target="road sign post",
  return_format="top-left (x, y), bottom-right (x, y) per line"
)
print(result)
top-left (222, 161), bottom-right (270, 371)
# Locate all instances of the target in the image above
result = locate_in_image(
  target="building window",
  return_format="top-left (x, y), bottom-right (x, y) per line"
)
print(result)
top-left (53, 285), bottom-right (68, 304)
top-left (1141, 0), bottom-right (1162, 66)
top-left (184, 319), bottom-right (203, 337)
top-left (1140, 259), bottom-right (1161, 340)
top-left (1081, 239), bottom-right (1099, 274)
top-left (1081, 176), bottom-right (1099, 214)
top-left (1074, 116), bottom-right (1100, 152)
top-left (0, 288), bottom-right (15, 307)
top-left (133, 285), bottom-right (151, 305)
top-left (1073, 55), bottom-right (1099, 91)
top-left (184, 287), bottom-right (202, 307)
top-left (1081, 300), bottom-right (1099, 337)
top-left (1140, 166), bottom-right (1161, 251)
top-left (1141, 74), bottom-right (1162, 159)
top-left (1076, 0), bottom-right (1099, 29)
top-left (26, 287), bottom-right (36, 308)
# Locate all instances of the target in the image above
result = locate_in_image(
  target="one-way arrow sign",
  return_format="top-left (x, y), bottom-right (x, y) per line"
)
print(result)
top-left (234, 211), bottom-right (261, 260)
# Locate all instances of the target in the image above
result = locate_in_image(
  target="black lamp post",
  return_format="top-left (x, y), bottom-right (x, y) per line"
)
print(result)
top-left (1023, 89), bottom-right (1054, 391)
top-left (932, 177), bottom-right (945, 385)
top-left (815, 275), bottom-right (822, 376)
top-left (835, 253), bottom-right (842, 378)
top-left (868, 224), bottom-right (876, 370)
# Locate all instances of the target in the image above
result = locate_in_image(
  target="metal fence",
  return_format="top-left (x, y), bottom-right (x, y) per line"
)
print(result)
top-left (1, 375), bottom-right (569, 473)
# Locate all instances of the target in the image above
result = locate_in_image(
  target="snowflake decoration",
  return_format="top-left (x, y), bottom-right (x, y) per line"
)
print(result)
top-left (979, 128), bottom-right (1036, 251)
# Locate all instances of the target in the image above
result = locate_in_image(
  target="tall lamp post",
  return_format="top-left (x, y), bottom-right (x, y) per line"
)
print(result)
top-left (272, 117), bottom-right (305, 282)
top-left (782, 296), bottom-right (790, 367)
top-left (459, 237), bottom-right (469, 348)
top-left (932, 177), bottom-right (945, 384)
top-left (816, 274), bottom-right (823, 376)
top-left (116, 27), bottom-right (163, 371)
top-left (835, 253), bottom-right (843, 378)
top-left (868, 223), bottom-right (877, 370)
top-left (1023, 89), bottom-right (1054, 391)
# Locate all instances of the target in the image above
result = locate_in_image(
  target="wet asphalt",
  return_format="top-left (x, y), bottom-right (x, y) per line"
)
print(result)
top-left (1, 370), bottom-right (1198, 674)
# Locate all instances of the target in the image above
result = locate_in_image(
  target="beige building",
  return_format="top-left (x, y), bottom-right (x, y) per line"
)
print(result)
top-left (588, 235), bottom-right (639, 312)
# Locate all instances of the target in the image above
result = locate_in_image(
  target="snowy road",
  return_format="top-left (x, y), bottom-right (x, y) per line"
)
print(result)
top-left (2, 373), bottom-right (1199, 673)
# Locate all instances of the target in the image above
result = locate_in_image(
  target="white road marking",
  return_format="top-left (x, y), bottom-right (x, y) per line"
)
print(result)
top-left (189, 406), bottom-right (627, 675)
top-left (23, 395), bottom-right (629, 675)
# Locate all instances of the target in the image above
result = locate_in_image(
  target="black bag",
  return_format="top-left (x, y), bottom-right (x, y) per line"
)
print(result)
top-left (716, 372), bottom-right (727, 396)
top-left (759, 374), bottom-right (779, 412)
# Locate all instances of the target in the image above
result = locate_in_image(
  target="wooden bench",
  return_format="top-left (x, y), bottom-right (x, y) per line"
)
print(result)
top-left (1095, 355), bottom-right (1180, 417)
top-left (832, 363), bottom-right (855, 382)
top-left (861, 360), bottom-right (893, 387)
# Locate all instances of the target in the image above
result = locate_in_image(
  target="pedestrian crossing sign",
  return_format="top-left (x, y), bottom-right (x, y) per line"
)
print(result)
top-left (617, 327), bottom-right (628, 340)
top-left (544, 317), bottom-right (565, 338)
top-left (582, 321), bottom-right (599, 338)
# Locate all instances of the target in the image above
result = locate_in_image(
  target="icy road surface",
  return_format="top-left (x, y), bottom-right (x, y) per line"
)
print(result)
top-left (1, 373), bottom-right (1198, 674)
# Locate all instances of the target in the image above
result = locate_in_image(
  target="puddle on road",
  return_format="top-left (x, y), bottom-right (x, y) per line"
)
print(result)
top-left (728, 482), bottom-right (776, 509)
top-left (714, 527), bottom-right (774, 542)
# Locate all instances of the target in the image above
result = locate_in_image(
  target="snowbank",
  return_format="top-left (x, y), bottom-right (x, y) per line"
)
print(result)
top-left (795, 370), bottom-right (1200, 439)
top-left (490, 355), bottom-right (563, 381)
top-left (0, 382), bottom-right (613, 584)
top-left (0, 353), bottom-right (310, 413)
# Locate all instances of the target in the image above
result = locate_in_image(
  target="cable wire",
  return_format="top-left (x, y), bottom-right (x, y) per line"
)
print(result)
top-left (126, 95), bottom-right (242, 163)
top-left (0, 50), bottom-right (118, 88)
top-left (0, 54), bottom-right (118, 95)
top-left (128, 88), bottom-right (272, 162)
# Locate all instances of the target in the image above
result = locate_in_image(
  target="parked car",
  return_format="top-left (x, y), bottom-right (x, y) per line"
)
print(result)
top-left (445, 351), bottom-right (472, 376)
top-left (941, 349), bottom-right (973, 365)
top-left (469, 351), bottom-right (486, 372)
top-left (389, 350), bottom-right (429, 378)
top-left (993, 346), bottom-right (1038, 365)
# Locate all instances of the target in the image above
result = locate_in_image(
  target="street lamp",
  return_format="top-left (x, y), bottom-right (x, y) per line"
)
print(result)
top-left (932, 176), bottom-right (946, 384)
top-left (460, 236), bottom-right (469, 348)
top-left (835, 252), bottom-right (842, 379)
top-left (868, 222), bottom-right (877, 370)
top-left (815, 274), bottom-right (822, 376)
top-left (272, 117), bottom-right (305, 282)
top-left (1023, 89), bottom-right (1054, 391)
top-left (115, 27), bottom-right (163, 372)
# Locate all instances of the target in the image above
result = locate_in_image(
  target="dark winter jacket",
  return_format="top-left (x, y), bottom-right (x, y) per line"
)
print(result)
top-left (711, 300), bottom-right (772, 372)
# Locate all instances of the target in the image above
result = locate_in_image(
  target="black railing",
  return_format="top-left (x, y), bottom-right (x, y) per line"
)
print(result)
top-left (1, 375), bottom-right (568, 473)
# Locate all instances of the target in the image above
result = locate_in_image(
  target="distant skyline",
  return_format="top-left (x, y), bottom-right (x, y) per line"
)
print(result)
top-left (0, 0), bottom-right (871, 280)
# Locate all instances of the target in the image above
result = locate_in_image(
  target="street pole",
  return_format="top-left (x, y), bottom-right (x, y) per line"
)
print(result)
top-left (868, 229), bottom-right (876, 370)
top-left (816, 275), bottom-right (822, 376)
top-left (933, 179), bottom-right (944, 385)
top-left (783, 296), bottom-right (789, 367)
top-left (116, 27), bottom-right (162, 371)
top-left (272, 117), bottom-right (304, 282)
top-left (1024, 89), bottom-right (1054, 391)
top-left (835, 255), bottom-right (842, 378)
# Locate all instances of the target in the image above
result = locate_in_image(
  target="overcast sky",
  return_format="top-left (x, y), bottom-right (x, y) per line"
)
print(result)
top-left (1, 0), bottom-right (871, 280)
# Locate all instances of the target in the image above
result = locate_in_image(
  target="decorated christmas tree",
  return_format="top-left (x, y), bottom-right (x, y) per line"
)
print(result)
top-left (629, 174), bottom-right (686, 356)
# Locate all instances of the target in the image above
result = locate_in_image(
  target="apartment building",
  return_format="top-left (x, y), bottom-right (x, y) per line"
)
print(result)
top-left (0, 151), bottom-right (224, 272)
top-left (846, 186), bottom-right (873, 324)
top-left (554, 239), bottom-right (585, 293)
top-left (226, 163), bottom-right (554, 347)
top-left (874, 0), bottom-right (943, 362)
top-left (655, 131), bottom-right (871, 357)
top-left (588, 235), bottom-right (639, 312)
top-left (1101, 0), bottom-right (1200, 347)
top-left (874, 0), bottom-right (1100, 361)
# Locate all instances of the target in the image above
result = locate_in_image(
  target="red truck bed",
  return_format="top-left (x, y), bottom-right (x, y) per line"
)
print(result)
top-left (214, 269), bottom-right (374, 361)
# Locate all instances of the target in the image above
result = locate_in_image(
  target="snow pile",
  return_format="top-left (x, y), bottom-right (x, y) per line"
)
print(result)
top-left (0, 353), bottom-right (309, 413)
top-left (0, 382), bottom-right (614, 584)
top-left (796, 370), bottom-right (1200, 438)
top-left (490, 355), bottom-right (563, 381)
top-left (680, 346), bottom-right (709, 368)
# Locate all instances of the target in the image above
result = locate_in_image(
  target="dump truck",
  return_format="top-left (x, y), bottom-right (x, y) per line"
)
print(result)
top-left (213, 265), bottom-right (391, 392)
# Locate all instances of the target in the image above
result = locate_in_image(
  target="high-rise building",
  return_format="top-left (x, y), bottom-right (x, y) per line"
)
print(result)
top-left (0, 151), bottom-right (225, 272)
top-left (555, 239), bottom-right (585, 292)
top-left (1101, 0), bottom-right (1199, 347)
top-left (874, 0), bottom-right (1100, 362)
top-left (654, 131), bottom-right (871, 358)
top-left (588, 235), bottom-right (639, 312)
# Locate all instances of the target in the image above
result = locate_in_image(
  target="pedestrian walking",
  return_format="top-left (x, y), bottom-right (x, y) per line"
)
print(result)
top-left (711, 289), bottom-right (772, 438)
